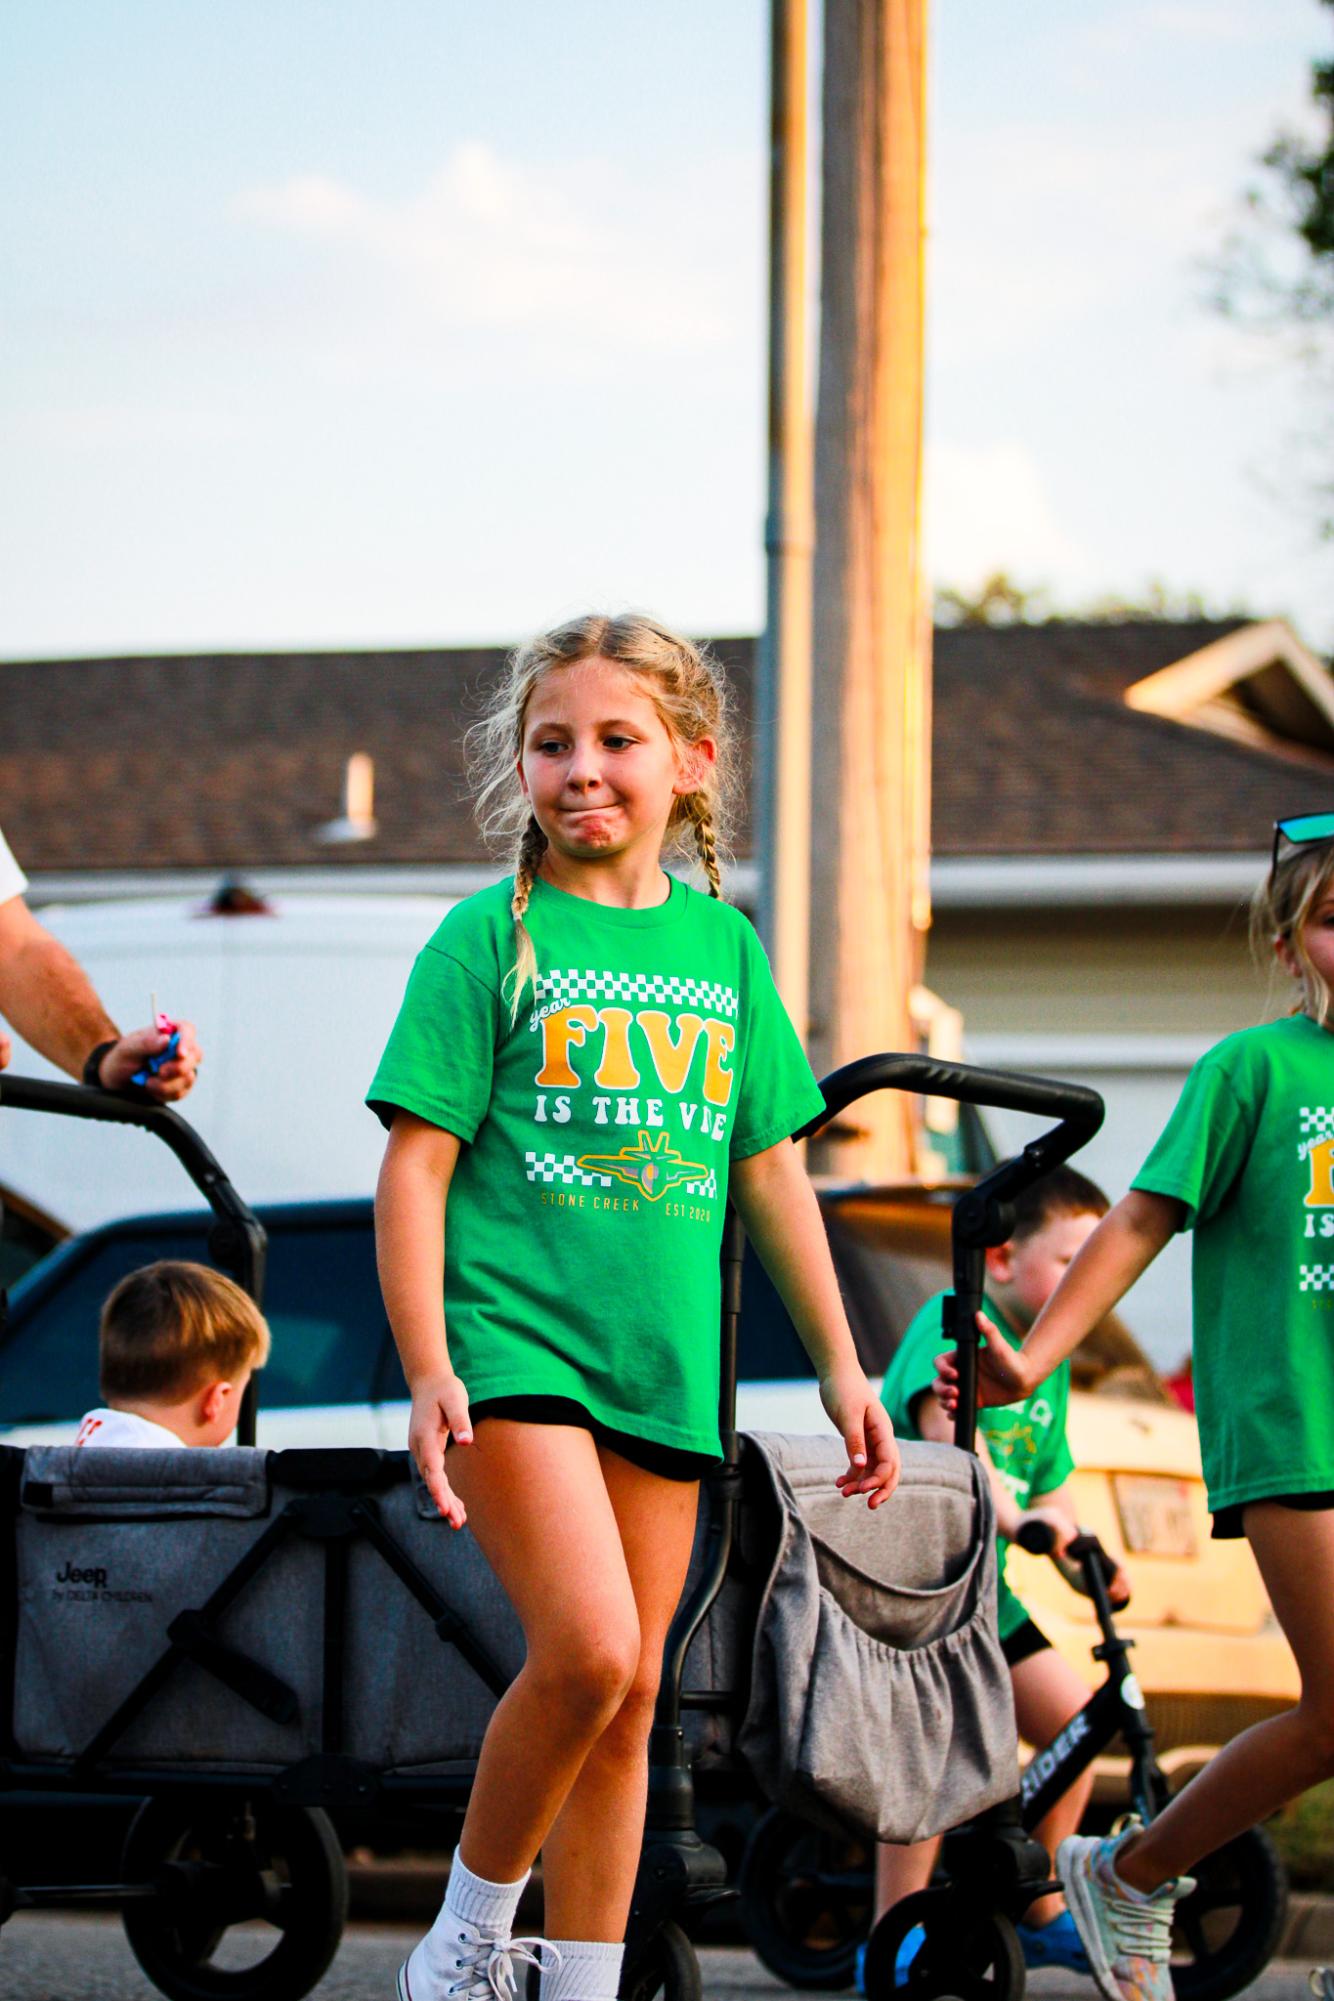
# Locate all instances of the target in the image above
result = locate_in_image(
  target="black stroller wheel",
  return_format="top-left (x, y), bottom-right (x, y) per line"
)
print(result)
top-left (120, 1795), bottom-right (348, 2001)
top-left (1170, 1824), bottom-right (1288, 2001)
top-left (736, 1805), bottom-right (871, 1989)
top-left (865, 1887), bottom-right (1025, 2001)
top-left (618, 1919), bottom-right (702, 2001)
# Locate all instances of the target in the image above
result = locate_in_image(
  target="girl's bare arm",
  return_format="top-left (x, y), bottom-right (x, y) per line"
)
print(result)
top-left (731, 1138), bottom-right (900, 1505)
top-left (936, 1189), bottom-right (1184, 1409)
top-left (375, 1110), bottom-right (472, 1524)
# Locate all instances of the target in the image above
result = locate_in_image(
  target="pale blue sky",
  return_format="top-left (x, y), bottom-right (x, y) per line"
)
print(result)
top-left (2, 0), bottom-right (1329, 657)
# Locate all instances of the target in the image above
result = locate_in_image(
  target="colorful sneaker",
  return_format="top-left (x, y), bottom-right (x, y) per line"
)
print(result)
top-left (1015, 1908), bottom-right (1091, 1973)
top-left (1058, 1833), bottom-right (1194, 2001)
top-left (855, 1925), bottom-right (925, 1993)
top-left (397, 1922), bottom-right (559, 2001)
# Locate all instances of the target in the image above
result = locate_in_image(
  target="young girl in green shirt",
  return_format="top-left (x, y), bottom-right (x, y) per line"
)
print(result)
top-left (937, 813), bottom-right (1334, 2001)
top-left (369, 613), bottom-right (900, 2001)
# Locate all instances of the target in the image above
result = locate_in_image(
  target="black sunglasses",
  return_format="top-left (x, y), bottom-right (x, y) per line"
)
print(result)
top-left (1272, 812), bottom-right (1334, 872)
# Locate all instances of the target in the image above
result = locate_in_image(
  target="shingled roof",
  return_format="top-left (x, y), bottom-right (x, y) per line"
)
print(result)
top-left (3, 620), bottom-right (1332, 875)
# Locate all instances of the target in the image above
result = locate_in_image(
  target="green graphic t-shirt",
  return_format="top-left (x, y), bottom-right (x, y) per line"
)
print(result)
top-left (880, 1289), bottom-right (1075, 1639)
top-left (1132, 1013), bottom-right (1334, 1513)
top-left (367, 874), bottom-right (826, 1456)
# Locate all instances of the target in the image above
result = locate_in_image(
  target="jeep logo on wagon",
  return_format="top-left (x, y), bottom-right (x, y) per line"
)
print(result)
top-left (51, 1559), bottom-right (152, 1604)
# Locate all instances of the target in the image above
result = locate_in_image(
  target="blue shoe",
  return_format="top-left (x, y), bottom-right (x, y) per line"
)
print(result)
top-left (1016, 1908), bottom-right (1092, 1973)
top-left (855, 1926), bottom-right (925, 1993)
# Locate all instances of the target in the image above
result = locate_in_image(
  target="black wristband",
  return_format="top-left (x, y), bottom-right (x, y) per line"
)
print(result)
top-left (81, 1040), bottom-right (118, 1088)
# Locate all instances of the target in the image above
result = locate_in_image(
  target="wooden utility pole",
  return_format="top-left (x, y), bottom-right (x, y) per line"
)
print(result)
top-left (755, 0), bottom-right (814, 1035)
top-left (807, 0), bottom-right (931, 1181)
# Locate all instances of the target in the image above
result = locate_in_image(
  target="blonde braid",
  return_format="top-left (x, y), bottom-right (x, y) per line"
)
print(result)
top-left (507, 816), bottom-right (548, 1022)
top-left (687, 794), bottom-right (722, 899)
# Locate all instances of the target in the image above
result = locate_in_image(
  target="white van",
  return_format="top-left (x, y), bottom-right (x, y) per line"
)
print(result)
top-left (0, 890), bottom-right (452, 1236)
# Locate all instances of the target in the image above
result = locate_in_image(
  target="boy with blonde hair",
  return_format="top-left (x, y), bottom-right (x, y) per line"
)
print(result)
top-left (74, 1261), bottom-right (270, 1449)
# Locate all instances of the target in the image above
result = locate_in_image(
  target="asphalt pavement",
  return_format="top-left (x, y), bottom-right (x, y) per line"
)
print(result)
top-left (0, 1918), bottom-right (1329, 2001)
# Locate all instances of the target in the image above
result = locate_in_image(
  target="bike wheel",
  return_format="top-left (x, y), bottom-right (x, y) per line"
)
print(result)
top-left (736, 1806), bottom-right (871, 1989)
top-left (619, 1920), bottom-right (702, 2001)
top-left (865, 1887), bottom-right (1025, 2001)
top-left (120, 1795), bottom-right (348, 2001)
top-left (1171, 1824), bottom-right (1288, 2001)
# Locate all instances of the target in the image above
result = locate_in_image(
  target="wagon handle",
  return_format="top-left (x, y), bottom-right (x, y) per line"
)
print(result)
top-left (796, 1053), bottom-right (1105, 1448)
top-left (0, 1075), bottom-right (267, 1444)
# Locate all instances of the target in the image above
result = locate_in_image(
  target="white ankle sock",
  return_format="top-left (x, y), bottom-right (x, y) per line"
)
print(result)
top-left (443, 1853), bottom-right (529, 1933)
top-left (541, 1939), bottom-right (624, 2001)
top-left (415, 1852), bottom-right (530, 1983)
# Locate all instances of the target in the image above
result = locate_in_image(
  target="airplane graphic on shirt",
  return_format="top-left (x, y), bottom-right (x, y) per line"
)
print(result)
top-left (576, 1131), bottom-right (710, 1202)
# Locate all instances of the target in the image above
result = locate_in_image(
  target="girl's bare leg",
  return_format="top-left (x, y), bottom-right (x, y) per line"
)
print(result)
top-left (1117, 1503), bottom-right (1334, 1893)
top-left (541, 1447), bottom-right (701, 1941)
top-left (445, 1422), bottom-right (647, 1884)
top-left (1010, 1648), bottom-right (1097, 1925)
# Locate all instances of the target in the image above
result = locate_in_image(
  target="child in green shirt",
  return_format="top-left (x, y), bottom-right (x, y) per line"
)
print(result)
top-left (876, 1167), bottom-right (1122, 1982)
top-left (937, 812), bottom-right (1334, 2001)
top-left (368, 613), bottom-right (900, 2001)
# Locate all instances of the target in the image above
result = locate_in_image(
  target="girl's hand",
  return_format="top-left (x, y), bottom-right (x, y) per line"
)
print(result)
top-left (408, 1371), bottom-right (473, 1528)
top-left (933, 1311), bottom-right (1034, 1413)
top-left (820, 1367), bottom-right (901, 1508)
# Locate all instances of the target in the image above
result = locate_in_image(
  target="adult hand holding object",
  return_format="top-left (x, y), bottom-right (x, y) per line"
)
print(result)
top-left (0, 825), bottom-right (202, 1103)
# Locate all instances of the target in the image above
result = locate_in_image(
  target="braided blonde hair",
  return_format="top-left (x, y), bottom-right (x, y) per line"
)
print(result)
top-left (466, 613), bottom-right (736, 1019)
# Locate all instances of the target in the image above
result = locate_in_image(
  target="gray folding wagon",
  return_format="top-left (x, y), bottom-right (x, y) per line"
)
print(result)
top-left (0, 1057), bottom-right (1102, 2001)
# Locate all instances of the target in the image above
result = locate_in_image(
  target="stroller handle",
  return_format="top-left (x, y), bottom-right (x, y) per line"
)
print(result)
top-left (0, 1074), bottom-right (268, 1444)
top-left (795, 1052), bottom-right (1105, 1449)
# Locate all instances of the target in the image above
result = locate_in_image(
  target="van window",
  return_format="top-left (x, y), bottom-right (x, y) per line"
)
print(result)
top-left (0, 1219), bottom-right (387, 1425)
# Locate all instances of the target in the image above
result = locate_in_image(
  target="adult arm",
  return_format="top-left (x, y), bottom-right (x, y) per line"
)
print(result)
top-left (730, 1137), bottom-right (900, 1506)
top-left (0, 894), bottom-right (201, 1100)
top-left (374, 1109), bottom-right (472, 1525)
top-left (936, 1189), bottom-right (1184, 1410)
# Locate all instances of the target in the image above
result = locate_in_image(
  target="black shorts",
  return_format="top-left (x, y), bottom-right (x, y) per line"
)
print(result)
top-left (1001, 1616), bottom-right (1052, 1668)
top-left (467, 1395), bottom-right (717, 1483)
top-left (1211, 1490), bottom-right (1334, 1539)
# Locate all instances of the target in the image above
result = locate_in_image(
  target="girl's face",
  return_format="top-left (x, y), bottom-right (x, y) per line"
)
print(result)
top-left (1278, 877), bottom-right (1334, 1017)
top-left (518, 656), bottom-right (713, 874)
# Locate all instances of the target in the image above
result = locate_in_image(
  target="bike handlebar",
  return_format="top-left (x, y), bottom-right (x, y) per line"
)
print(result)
top-left (1013, 1519), bottom-right (1129, 1619)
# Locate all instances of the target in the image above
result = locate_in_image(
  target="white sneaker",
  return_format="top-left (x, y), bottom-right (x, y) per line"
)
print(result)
top-left (397, 1919), bottom-right (560, 2001)
top-left (1058, 1832), bottom-right (1194, 2001)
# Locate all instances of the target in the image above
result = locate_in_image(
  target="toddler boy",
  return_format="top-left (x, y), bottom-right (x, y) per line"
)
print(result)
top-left (74, 1260), bottom-right (270, 1449)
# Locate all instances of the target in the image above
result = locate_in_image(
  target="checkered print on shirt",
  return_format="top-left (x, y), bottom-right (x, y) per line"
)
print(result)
top-left (1301, 1107), bottom-right (1334, 1144)
top-left (525, 1152), bottom-right (614, 1188)
top-left (682, 1170), bottom-right (718, 1200)
top-left (533, 971), bottom-right (739, 1018)
top-left (1300, 1265), bottom-right (1334, 1292)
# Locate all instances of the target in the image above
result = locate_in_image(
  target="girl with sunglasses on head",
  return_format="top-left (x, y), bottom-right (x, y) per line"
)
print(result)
top-left (935, 810), bottom-right (1334, 2001)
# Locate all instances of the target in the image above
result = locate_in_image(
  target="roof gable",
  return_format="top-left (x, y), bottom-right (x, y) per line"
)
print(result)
top-left (1124, 618), bottom-right (1334, 760)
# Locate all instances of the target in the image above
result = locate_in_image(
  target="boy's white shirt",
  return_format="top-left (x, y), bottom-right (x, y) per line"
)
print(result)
top-left (74, 1408), bottom-right (184, 1449)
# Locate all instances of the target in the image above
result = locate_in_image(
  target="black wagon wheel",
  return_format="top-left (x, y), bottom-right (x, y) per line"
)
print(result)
top-left (865, 1887), bottom-right (1025, 2001)
top-left (1170, 1824), bottom-right (1288, 2001)
top-left (736, 1805), bottom-right (872, 1989)
top-left (618, 1920), bottom-right (702, 2001)
top-left (120, 1795), bottom-right (348, 2001)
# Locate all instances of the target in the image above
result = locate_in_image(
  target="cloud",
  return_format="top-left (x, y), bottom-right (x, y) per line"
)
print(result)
top-left (6, 404), bottom-right (240, 452)
top-left (230, 144), bottom-right (750, 378)
top-left (925, 439), bottom-right (1095, 592)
